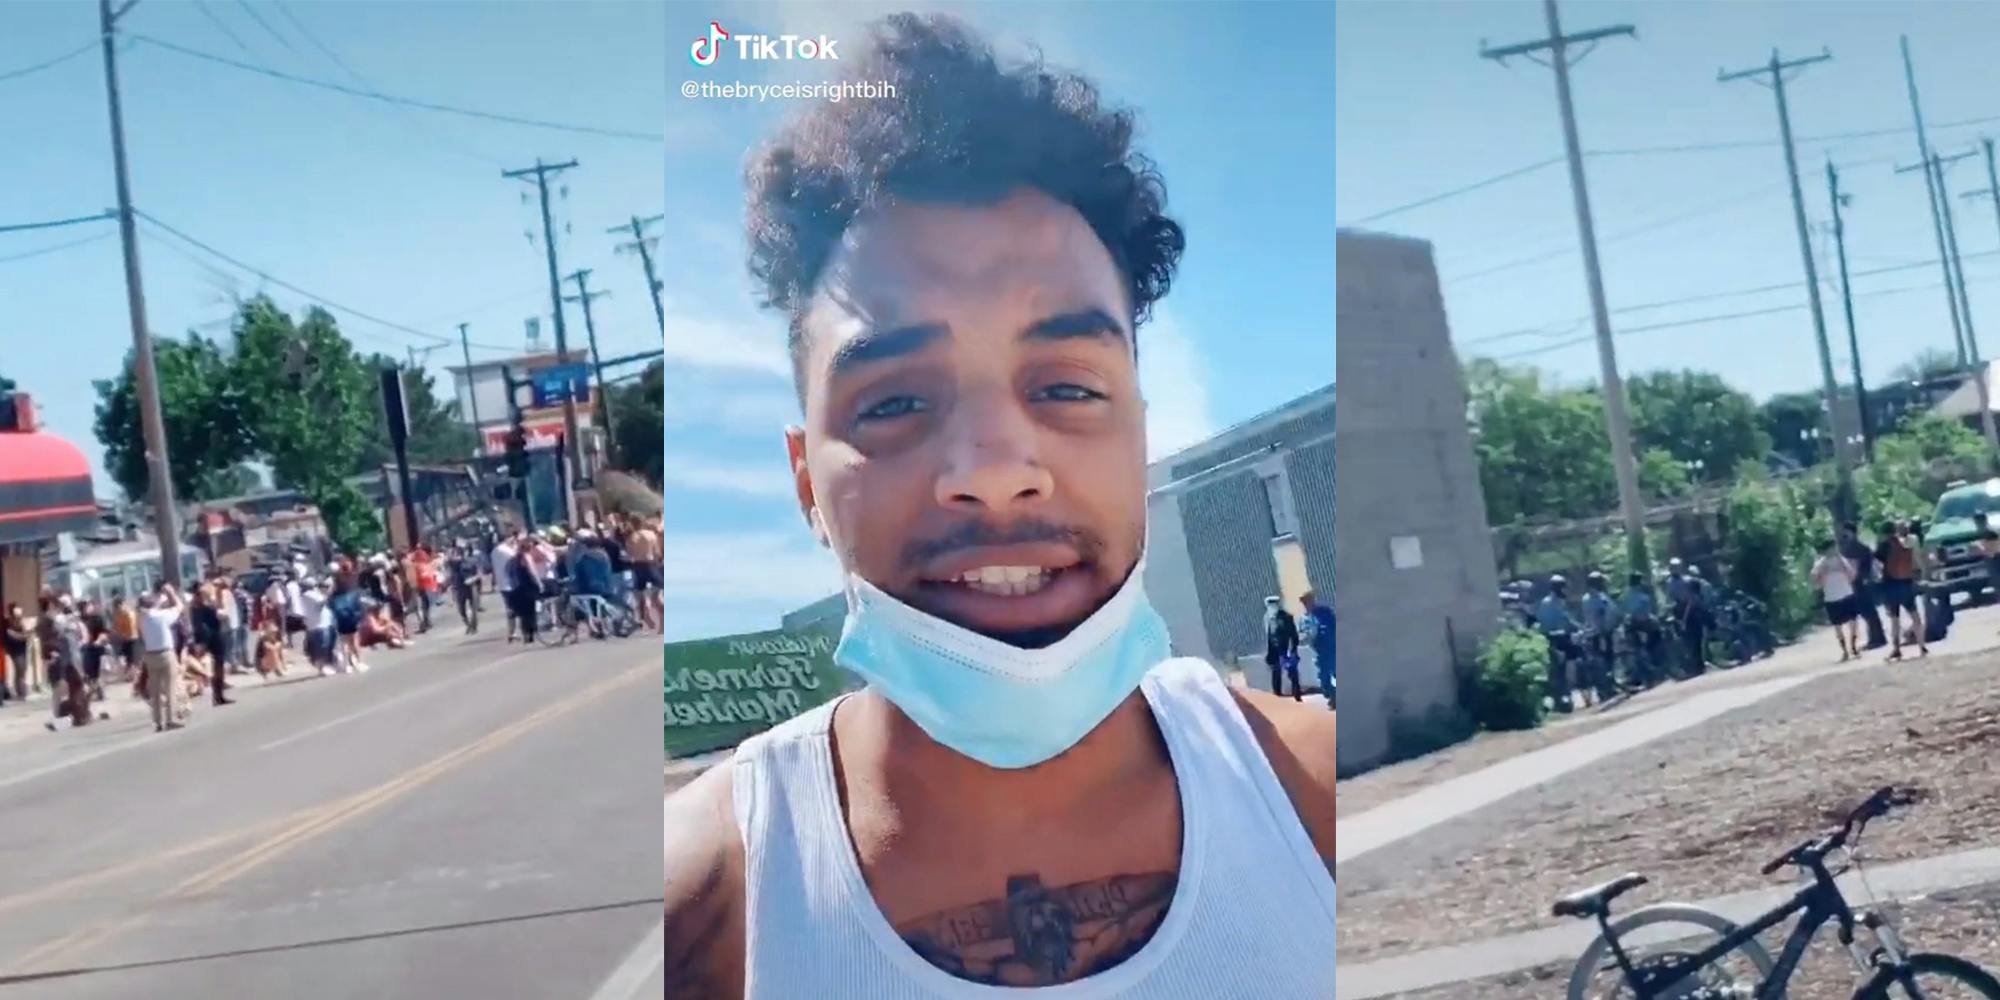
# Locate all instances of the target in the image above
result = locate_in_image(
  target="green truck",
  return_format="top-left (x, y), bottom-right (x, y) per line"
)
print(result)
top-left (1924, 478), bottom-right (2000, 603)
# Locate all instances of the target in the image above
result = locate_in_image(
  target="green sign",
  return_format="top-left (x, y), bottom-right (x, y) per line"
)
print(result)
top-left (663, 625), bottom-right (854, 758)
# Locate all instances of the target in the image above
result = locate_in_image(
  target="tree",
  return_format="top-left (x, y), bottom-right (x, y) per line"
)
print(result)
top-left (1637, 447), bottom-right (1692, 501)
top-left (1465, 360), bottom-right (1616, 525)
top-left (1891, 347), bottom-right (1964, 383)
top-left (92, 334), bottom-right (255, 503)
top-left (1626, 370), bottom-right (1770, 485)
top-left (1759, 390), bottom-right (1828, 469)
top-left (608, 361), bottom-right (663, 486)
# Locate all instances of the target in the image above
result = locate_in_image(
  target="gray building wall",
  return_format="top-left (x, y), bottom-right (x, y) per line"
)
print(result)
top-left (1146, 385), bottom-right (1336, 674)
top-left (1335, 230), bottom-right (1502, 773)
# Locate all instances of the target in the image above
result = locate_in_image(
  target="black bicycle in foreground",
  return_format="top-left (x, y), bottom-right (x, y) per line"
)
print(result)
top-left (1556, 786), bottom-right (2000, 999)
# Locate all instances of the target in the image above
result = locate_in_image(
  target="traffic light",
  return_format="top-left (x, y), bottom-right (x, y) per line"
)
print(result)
top-left (504, 425), bottom-right (529, 479)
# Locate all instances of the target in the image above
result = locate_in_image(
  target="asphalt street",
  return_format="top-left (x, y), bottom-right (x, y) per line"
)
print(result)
top-left (0, 601), bottom-right (664, 999)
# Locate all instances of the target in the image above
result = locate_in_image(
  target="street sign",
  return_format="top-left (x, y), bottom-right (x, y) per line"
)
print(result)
top-left (529, 364), bottom-right (590, 407)
top-left (664, 624), bottom-right (856, 757)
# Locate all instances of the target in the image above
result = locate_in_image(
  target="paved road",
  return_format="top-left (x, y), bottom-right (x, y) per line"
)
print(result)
top-left (0, 612), bottom-right (663, 1000)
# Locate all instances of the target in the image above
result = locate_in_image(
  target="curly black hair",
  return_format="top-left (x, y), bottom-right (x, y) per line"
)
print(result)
top-left (743, 12), bottom-right (1186, 392)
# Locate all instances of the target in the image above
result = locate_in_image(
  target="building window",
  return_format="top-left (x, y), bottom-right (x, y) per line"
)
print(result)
top-left (1262, 473), bottom-right (1296, 538)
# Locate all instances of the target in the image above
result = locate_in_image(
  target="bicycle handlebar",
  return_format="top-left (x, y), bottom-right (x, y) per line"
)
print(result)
top-left (1759, 786), bottom-right (1903, 876)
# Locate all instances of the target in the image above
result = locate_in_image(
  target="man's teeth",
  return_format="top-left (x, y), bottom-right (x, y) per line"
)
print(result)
top-left (955, 566), bottom-right (1053, 597)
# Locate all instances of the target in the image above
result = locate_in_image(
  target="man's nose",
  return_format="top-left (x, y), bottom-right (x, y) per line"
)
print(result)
top-left (934, 389), bottom-right (1055, 513)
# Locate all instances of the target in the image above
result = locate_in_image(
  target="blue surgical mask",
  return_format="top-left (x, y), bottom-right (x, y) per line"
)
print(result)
top-left (833, 556), bottom-right (1171, 770)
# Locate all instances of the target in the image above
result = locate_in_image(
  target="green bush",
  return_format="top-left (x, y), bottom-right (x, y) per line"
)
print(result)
top-left (1470, 628), bottom-right (1550, 731)
top-left (1719, 477), bottom-right (1820, 640)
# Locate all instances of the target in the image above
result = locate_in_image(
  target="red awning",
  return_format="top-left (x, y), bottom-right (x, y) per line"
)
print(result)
top-left (0, 431), bottom-right (97, 545)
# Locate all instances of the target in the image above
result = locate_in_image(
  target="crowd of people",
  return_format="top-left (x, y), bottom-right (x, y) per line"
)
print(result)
top-left (0, 509), bottom-right (666, 737)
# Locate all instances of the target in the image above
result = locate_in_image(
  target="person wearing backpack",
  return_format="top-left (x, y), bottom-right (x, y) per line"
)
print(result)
top-left (1874, 519), bottom-right (1930, 661)
top-left (329, 582), bottom-right (369, 674)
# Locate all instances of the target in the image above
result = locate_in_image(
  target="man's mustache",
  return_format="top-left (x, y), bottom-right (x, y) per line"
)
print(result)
top-left (901, 518), bottom-right (1103, 572)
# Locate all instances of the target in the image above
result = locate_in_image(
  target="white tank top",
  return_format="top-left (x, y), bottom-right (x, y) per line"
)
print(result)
top-left (731, 656), bottom-right (1337, 998)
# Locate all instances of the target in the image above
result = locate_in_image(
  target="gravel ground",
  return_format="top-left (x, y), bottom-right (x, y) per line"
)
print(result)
top-left (1340, 646), bottom-right (2000, 963)
top-left (1383, 880), bottom-right (2000, 1000)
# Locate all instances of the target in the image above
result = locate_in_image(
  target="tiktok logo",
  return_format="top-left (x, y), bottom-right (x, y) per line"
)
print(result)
top-left (690, 22), bottom-right (729, 67)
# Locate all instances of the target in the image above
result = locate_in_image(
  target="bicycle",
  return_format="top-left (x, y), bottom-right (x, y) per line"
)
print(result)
top-left (1555, 786), bottom-right (2000, 1000)
top-left (535, 590), bottom-right (638, 646)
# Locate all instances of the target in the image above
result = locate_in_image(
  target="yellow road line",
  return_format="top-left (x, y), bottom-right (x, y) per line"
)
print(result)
top-left (0, 803), bottom-right (340, 922)
top-left (4, 659), bottom-right (653, 976)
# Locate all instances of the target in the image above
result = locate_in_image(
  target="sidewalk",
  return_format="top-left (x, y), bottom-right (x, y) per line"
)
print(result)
top-left (1342, 846), bottom-right (2000, 999)
top-left (1336, 673), bottom-right (1814, 864)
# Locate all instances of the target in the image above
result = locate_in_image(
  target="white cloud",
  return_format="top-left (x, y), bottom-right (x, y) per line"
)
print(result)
top-left (663, 377), bottom-right (799, 434)
top-left (663, 455), bottom-right (795, 498)
top-left (662, 295), bottom-right (790, 378)
top-left (662, 529), bottom-right (843, 608)
top-left (1138, 308), bottom-right (1218, 461)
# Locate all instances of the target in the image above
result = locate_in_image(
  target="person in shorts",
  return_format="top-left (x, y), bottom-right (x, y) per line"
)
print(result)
top-left (1873, 519), bottom-right (1929, 660)
top-left (1810, 537), bottom-right (1860, 661)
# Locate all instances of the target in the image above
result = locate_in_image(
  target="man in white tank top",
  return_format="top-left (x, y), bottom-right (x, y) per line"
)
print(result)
top-left (664, 14), bottom-right (1335, 997)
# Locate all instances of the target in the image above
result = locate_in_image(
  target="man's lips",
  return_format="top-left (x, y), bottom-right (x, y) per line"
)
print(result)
top-left (910, 542), bottom-right (1098, 634)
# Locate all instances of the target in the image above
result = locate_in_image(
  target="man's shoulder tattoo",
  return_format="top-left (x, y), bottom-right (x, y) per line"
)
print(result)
top-left (896, 871), bottom-right (1177, 986)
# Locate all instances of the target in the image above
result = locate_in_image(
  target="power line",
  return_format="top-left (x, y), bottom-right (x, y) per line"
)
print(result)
top-left (1464, 248), bottom-right (2000, 347)
top-left (1446, 182), bottom-right (1788, 285)
top-left (1343, 157), bottom-right (1565, 226)
top-left (132, 35), bottom-right (662, 142)
top-left (1489, 264), bottom-right (2000, 362)
top-left (0, 40), bottom-right (96, 84)
top-left (270, 0), bottom-right (505, 167)
top-left (133, 210), bottom-right (518, 352)
top-left (192, 0), bottom-right (259, 57)
top-left (0, 231), bottom-right (116, 265)
top-left (0, 211), bottom-right (115, 235)
top-left (234, 0), bottom-right (303, 55)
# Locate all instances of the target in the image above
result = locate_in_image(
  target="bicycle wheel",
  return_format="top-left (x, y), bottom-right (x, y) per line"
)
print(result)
top-left (1853, 953), bottom-right (2000, 999)
top-left (1566, 903), bottom-right (1775, 1000)
top-left (535, 601), bottom-right (566, 647)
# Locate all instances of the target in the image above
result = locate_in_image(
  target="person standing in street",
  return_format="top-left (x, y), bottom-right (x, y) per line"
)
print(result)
top-left (1811, 537), bottom-right (1861, 661)
top-left (140, 586), bottom-right (189, 732)
top-left (492, 530), bottom-right (520, 643)
top-left (1264, 595), bottom-right (1301, 700)
top-left (1300, 590), bottom-right (1335, 710)
top-left (110, 594), bottom-right (140, 683)
top-left (192, 574), bottom-right (233, 707)
top-left (1665, 559), bottom-right (1714, 674)
top-left (450, 542), bottom-right (482, 634)
top-left (78, 597), bottom-right (109, 702)
top-left (1875, 519), bottom-right (1930, 661)
top-left (284, 571), bottom-right (308, 652)
top-left (2, 603), bottom-right (30, 706)
top-left (625, 516), bottom-right (663, 634)
top-left (43, 596), bottom-right (99, 732)
top-left (1839, 522), bottom-right (1887, 650)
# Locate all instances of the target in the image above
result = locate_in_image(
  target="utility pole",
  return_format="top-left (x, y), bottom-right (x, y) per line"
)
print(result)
top-left (1903, 149), bottom-right (2000, 460)
top-left (1481, 0), bottom-right (1651, 579)
top-left (503, 158), bottom-right (582, 523)
top-left (99, 0), bottom-right (183, 589)
top-left (1903, 37), bottom-right (1970, 368)
top-left (1826, 160), bottom-right (1874, 462)
top-left (562, 268), bottom-right (615, 467)
top-left (609, 214), bottom-right (665, 333)
top-left (457, 323), bottom-right (483, 452)
top-left (1720, 47), bottom-right (1853, 521)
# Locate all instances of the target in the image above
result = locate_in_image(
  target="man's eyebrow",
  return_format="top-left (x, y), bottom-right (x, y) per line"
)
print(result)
top-left (1023, 309), bottom-right (1128, 344)
top-left (825, 322), bottom-right (948, 380)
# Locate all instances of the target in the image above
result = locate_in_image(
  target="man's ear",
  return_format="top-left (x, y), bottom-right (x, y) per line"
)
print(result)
top-left (785, 427), bottom-right (830, 549)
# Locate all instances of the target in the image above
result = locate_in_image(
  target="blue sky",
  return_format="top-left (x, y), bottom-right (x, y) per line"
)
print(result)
top-left (661, 1), bottom-right (1338, 639)
top-left (1338, 1), bottom-right (2000, 406)
top-left (2, 0), bottom-right (663, 483)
